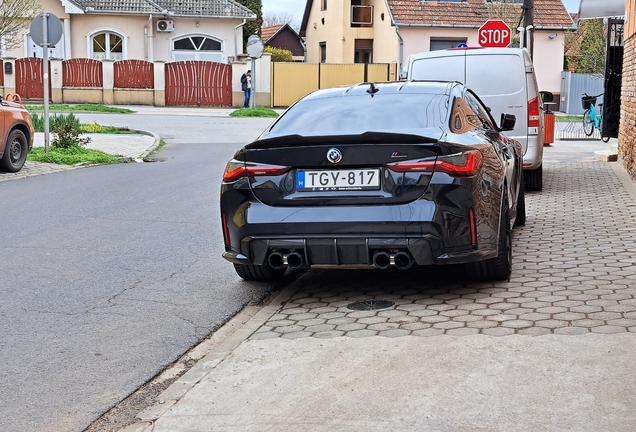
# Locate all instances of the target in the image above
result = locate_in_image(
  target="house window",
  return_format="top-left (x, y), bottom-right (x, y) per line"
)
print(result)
top-left (172, 35), bottom-right (224, 62)
top-left (430, 38), bottom-right (467, 51)
top-left (91, 31), bottom-right (124, 60)
top-left (322, 0), bottom-right (327, 10)
top-left (319, 42), bottom-right (326, 63)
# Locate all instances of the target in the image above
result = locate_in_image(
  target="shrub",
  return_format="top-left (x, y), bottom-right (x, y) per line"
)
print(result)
top-left (50, 113), bottom-right (81, 132)
top-left (265, 46), bottom-right (293, 62)
top-left (30, 113), bottom-right (82, 133)
top-left (52, 122), bottom-right (91, 149)
top-left (80, 123), bottom-right (103, 133)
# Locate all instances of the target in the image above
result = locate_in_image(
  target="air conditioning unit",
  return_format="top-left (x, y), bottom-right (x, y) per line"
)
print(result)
top-left (157, 20), bottom-right (174, 32)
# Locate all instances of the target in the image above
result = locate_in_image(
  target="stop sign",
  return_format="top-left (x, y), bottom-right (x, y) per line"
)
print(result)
top-left (478, 20), bottom-right (511, 48)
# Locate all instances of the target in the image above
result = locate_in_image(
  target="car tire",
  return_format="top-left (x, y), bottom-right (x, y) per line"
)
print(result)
top-left (0, 129), bottom-right (28, 173)
top-left (233, 263), bottom-right (286, 282)
top-left (468, 199), bottom-right (512, 282)
top-left (524, 165), bottom-right (542, 192)
top-left (514, 177), bottom-right (526, 227)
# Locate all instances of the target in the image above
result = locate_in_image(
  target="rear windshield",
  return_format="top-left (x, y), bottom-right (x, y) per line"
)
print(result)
top-left (411, 57), bottom-right (465, 83)
top-left (410, 53), bottom-right (524, 96)
top-left (266, 93), bottom-right (450, 137)
top-left (465, 54), bottom-right (523, 96)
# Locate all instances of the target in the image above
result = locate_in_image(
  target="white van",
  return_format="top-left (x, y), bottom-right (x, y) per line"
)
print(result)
top-left (402, 47), bottom-right (547, 191)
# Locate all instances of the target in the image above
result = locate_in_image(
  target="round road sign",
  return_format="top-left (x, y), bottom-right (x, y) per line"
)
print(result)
top-left (246, 34), bottom-right (264, 59)
top-left (30, 13), bottom-right (63, 47)
top-left (478, 20), bottom-right (511, 48)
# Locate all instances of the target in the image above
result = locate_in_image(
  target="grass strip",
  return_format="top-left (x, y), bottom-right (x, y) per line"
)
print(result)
top-left (230, 107), bottom-right (279, 118)
top-left (26, 104), bottom-right (134, 114)
top-left (28, 146), bottom-right (122, 165)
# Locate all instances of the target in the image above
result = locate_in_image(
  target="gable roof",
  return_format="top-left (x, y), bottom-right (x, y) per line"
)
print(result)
top-left (387, 0), bottom-right (574, 30)
top-left (65, 0), bottom-right (256, 18)
top-left (261, 25), bottom-right (284, 42)
top-left (261, 24), bottom-right (302, 43)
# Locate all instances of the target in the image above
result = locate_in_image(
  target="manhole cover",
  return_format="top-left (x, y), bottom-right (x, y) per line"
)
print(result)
top-left (347, 300), bottom-right (395, 311)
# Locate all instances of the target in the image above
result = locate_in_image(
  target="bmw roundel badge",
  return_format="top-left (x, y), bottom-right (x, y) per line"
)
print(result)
top-left (327, 148), bottom-right (342, 164)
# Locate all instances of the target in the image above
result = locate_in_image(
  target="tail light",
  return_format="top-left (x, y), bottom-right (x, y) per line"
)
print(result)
top-left (221, 213), bottom-right (230, 247)
top-left (528, 96), bottom-right (540, 128)
top-left (386, 150), bottom-right (482, 177)
top-left (222, 159), bottom-right (291, 182)
top-left (469, 208), bottom-right (477, 245)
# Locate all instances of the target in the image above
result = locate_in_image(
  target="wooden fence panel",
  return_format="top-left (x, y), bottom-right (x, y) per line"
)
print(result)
top-left (319, 64), bottom-right (365, 89)
top-left (272, 63), bottom-right (319, 107)
top-left (165, 61), bottom-right (232, 106)
top-left (63, 59), bottom-right (103, 87)
top-left (271, 63), bottom-right (393, 107)
top-left (114, 60), bottom-right (154, 89)
top-left (165, 61), bottom-right (198, 106)
top-left (199, 62), bottom-right (231, 106)
top-left (15, 58), bottom-right (49, 99)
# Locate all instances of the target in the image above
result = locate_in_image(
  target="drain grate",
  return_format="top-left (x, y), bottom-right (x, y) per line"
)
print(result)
top-left (347, 300), bottom-right (395, 311)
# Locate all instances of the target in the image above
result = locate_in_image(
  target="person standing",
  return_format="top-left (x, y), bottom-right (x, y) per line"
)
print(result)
top-left (241, 70), bottom-right (251, 108)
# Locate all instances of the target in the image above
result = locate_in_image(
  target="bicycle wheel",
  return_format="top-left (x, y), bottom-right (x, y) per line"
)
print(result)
top-left (583, 110), bottom-right (594, 136)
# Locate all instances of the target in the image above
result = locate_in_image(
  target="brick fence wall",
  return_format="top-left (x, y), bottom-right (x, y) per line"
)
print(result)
top-left (619, 34), bottom-right (636, 180)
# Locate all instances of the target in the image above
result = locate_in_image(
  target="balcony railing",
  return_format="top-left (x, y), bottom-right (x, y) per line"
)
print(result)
top-left (351, 5), bottom-right (373, 25)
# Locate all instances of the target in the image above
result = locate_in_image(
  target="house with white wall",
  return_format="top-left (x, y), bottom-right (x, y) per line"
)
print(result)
top-left (7, 0), bottom-right (256, 63)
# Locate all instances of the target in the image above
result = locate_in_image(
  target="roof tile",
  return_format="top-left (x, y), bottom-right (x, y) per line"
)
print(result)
top-left (69, 0), bottom-right (256, 18)
top-left (387, 0), bottom-right (574, 29)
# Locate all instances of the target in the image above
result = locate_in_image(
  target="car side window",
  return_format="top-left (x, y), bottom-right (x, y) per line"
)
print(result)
top-left (449, 96), bottom-right (489, 134)
top-left (463, 92), bottom-right (496, 131)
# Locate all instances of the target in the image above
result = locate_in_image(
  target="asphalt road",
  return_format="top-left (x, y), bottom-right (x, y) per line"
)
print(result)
top-left (0, 115), bottom-right (277, 432)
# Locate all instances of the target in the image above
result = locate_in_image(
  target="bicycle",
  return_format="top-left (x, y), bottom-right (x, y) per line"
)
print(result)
top-left (581, 92), bottom-right (611, 142)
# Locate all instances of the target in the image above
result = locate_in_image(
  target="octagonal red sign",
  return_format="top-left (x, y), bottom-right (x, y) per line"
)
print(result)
top-left (478, 20), bottom-right (511, 48)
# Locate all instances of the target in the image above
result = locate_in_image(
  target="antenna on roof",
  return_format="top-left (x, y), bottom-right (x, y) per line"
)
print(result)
top-left (366, 83), bottom-right (379, 94)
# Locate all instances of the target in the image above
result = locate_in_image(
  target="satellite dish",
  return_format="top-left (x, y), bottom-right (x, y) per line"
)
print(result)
top-left (246, 34), bottom-right (264, 59)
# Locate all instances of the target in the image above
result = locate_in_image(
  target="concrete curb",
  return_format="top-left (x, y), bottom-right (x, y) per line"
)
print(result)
top-left (119, 282), bottom-right (301, 432)
top-left (133, 129), bottom-right (162, 162)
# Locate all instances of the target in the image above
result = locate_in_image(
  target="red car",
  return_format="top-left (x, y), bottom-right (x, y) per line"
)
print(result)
top-left (0, 95), bottom-right (35, 173)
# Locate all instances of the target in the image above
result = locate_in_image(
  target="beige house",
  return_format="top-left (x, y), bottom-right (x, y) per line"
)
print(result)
top-left (7, 0), bottom-right (255, 63)
top-left (300, 0), bottom-right (574, 95)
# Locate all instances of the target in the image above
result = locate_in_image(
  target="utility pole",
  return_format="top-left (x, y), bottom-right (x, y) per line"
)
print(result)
top-left (523, 0), bottom-right (534, 58)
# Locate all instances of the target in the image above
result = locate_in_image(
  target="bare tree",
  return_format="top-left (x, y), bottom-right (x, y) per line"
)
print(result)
top-left (486, 0), bottom-right (523, 47)
top-left (0, 0), bottom-right (40, 51)
top-left (263, 11), bottom-right (300, 32)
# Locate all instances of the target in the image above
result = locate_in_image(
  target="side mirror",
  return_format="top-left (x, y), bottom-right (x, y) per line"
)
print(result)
top-left (540, 91), bottom-right (554, 103)
top-left (500, 113), bottom-right (516, 132)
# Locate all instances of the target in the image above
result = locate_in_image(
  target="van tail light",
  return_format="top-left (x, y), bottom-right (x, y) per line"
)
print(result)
top-left (528, 96), bottom-right (540, 128)
top-left (222, 159), bottom-right (291, 182)
top-left (386, 150), bottom-right (482, 177)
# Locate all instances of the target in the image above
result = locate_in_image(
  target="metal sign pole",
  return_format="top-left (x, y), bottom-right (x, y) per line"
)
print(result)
top-left (42, 13), bottom-right (50, 153)
top-left (250, 57), bottom-right (256, 108)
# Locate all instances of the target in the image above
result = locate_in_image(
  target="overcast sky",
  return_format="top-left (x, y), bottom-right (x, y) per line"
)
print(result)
top-left (260, 0), bottom-right (581, 28)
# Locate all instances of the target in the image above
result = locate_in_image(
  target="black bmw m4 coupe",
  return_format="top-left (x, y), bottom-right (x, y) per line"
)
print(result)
top-left (220, 81), bottom-right (525, 282)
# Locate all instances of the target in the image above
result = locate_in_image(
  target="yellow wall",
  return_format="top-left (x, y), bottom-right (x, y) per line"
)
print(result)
top-left (304, 0), bottom-right (398, 64)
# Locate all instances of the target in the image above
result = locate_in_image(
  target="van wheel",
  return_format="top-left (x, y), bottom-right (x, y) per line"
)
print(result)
top-left (524, 166), bottom-right (542, 192)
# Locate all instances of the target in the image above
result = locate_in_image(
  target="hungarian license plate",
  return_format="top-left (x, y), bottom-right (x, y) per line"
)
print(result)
top-left (297, 169), bottom-right (380, 191)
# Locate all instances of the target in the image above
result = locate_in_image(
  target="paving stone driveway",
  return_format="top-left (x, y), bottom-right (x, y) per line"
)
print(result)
top-left (251, 160), bottom-right (636, 340)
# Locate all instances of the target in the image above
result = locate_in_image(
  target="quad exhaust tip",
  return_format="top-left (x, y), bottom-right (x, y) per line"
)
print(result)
top-left (373, 251), bottom-right (414, 270)
top-left (267, 251), bottom-right (305, 270)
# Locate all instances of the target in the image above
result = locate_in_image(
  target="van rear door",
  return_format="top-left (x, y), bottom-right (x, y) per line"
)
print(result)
top-left (464, 53), bottom-right (528, 153)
